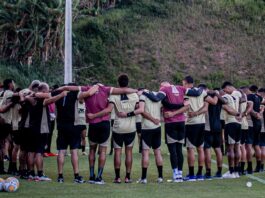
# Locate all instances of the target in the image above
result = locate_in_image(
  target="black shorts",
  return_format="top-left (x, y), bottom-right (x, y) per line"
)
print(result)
top-left (225, 123), bottom-right (241, 144)
top-left (246, 127), bottom-right (254, 145)
top-left (76, 125), bottom-right (87, 132)
top-left (260, 133), bottom-right (265, 147)
top-left (241, 129), bottom-right (248, 144)
top-left (165, 122), bottom-right (185, 144)
top-left (57, 124), bottom-right (81, 150)
top-left (0, 123), bottom-right (12, 140)
top-left (113, 132), bottom-right (136, 148)
top-left (221, 120), bottom-right (225, 130)
top-left (136, 122), bottom-right (142, 134)
top-left (204, 131), bottom-right (221, 149)
top-left (186, 124), bottom-right (205, 148)
top-left (253, 120), bottom-right (262, 146)
top-left (27, 131), bottom-right (48, 154)
top-left (11, 130), bottom-right (22, 145)
top-left (111, 119), bottom-right (114, 128)
top-left (88, 121), bottom-right (110, 147)
top-left (142, 127), bottom-right (161, 150)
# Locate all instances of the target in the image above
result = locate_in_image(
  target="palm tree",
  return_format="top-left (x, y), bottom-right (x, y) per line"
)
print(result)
top-left (0, 0), bottom-right (65, 63)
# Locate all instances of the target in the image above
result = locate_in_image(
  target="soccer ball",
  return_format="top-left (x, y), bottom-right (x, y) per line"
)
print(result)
top-left (0, 178), bottom-right (5, 191)
top-left (4, 177), bottom-right (19, 192)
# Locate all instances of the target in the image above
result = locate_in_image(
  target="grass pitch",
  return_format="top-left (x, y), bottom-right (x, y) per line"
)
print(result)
top-left (1, 133), bottom-right (265, 198)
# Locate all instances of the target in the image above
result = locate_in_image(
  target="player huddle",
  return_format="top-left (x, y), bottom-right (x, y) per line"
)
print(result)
top-left (0, 74), bottom-right (265, 185)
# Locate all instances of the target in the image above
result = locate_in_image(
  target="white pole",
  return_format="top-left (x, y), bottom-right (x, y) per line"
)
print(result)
top-left (64, 0), bottom-right (73, 84)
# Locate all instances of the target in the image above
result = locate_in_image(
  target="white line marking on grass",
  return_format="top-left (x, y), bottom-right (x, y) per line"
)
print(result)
top-left (211, 159), bottom-right (265, 185)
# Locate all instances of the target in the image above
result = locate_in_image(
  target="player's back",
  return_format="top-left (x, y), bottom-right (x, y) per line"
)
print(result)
top-left (222, 93), bottom-right (239, 124)
top-left (140, 94), bottom-right (162, 130)
top-left (110, 93), bottom-right (139, 134)
top-left (160, 85), bottom-right (186, 123)
top-left (186, 88), bottom-right (207, 125)
top-left (82, 85), bottom-right (112, 124)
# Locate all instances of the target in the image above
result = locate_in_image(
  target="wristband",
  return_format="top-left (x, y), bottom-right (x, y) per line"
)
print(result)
top-left (127, 111), bottom-right (135, 117)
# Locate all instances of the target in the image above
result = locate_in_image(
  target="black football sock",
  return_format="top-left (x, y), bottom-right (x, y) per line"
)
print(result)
top-left (126, 172), bottom-right (131, 180)
top-left (234, 166), bottom-right (240, 173)
top-left (256, 160), bottom-right (261, 171)
top-left (206, 168), bottom-right (211, 176)
top-left (115, 168), bottom-right (120, 179)
top-left (58, 174), bottom-right (63, 178)
top-left (141, 168), bottom-right (147, 179)
top-left (90, 166), bottom-right (95, 178)
top-left (74, 173), bottom-right (79, 179)
top-left (247, 161), bottom-right (253, 172)
top-left (157, 166), bottom-right (163, 178)
top-left (97, 167), bottom-right (104, 179)
top-left (196, 166), bottom-right (203, 176)
top-left (229, 167), bottom-right (234, 174)
top-left (38, 170), bottom-right (43, 177)
top-left (189, 166), bottom-right (194, 176)
top-left (217, 167), bottom-right (222, 175)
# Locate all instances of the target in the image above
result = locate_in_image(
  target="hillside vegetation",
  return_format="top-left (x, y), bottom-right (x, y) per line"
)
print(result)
top-left (0, 0), bottom-right (265, 88)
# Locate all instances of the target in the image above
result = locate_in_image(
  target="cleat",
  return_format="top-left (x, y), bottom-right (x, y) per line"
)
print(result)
top-left (125, 177), bottom-right (133, 183)
top-left (222, 171), bottom-right (236, 179)
top-left (204, 174), bottom-right (212, 180)
top-left (196, 175), bottom-right (205, 181)
top-left (234, 172), bottom-right (240, 178)
top-left (113, 178), bottom-right (121, 184)
top-left (88, 176), bottom-right (95, 184)
top-left (213, 172), bottom-right (223, 179)
top-left (136, 178), bottom-right (147, 184)
top-left (34, 176), bottom-right (40, 181)
top-left (74, 176), bottom-right (85, 184)
top-left (57, 177), bottom-right (64, 183)
top-left (157, 177), bottom-right (163, 183)
top-left (39, 175), bottom-right (52, 181)
top-left (184, 175), bottom-right (197, 182)
top-left (94, 177), bottom-right (105, 185)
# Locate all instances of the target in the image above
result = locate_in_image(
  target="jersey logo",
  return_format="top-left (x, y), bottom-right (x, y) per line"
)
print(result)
top-left (120, 94), bottom-right (129, 101)
top-left (171, 86), bottom-right (179, 96)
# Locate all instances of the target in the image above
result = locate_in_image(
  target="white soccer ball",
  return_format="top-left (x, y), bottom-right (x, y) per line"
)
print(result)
top-left (0, 178), bottom-right (5, 191)
top-left (4, 177), bottom-right (20, 192)
top-left (246, 181), bottom-right (252, 188)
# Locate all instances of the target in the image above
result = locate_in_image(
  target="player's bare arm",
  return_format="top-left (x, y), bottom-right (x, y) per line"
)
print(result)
top-left (87, 103), bottom-right (114, 120)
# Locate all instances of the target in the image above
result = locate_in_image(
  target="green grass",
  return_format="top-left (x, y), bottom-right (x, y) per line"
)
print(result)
top-left (1, 130), bottom-right (265, 198)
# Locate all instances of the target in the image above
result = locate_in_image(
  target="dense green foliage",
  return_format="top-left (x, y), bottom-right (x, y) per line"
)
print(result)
top-left (0, 0), bottom-right (265, 88)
